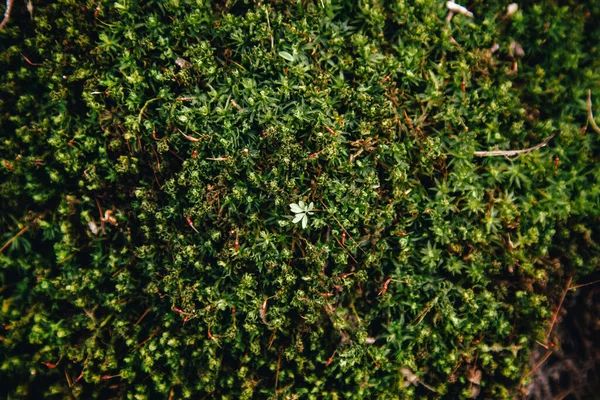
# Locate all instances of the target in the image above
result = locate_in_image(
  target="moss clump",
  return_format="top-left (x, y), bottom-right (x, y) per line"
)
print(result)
top-left (1, 0), bottom-right (599, 398)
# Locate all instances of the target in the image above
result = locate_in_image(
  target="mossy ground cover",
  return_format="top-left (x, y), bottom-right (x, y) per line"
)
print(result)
top-left (1, 0), bottom-right (599, 398)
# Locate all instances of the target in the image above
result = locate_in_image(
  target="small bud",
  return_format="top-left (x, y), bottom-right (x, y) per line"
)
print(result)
top-left (506, 3), bottom-right (518, 18)
top-left (507, 234), bottom-right (515, 249)
top-left (490, 43), bottom-right (500, 54)
top-left (88, 221), bottom-right (99, 235)
top-left (175, 57), bottom-right (193, 69)
top-left (510, 40), bottom-right (525, 58)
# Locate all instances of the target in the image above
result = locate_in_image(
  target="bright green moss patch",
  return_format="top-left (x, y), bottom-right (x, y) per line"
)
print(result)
top-left (1, 0), bottom-right (599, 398)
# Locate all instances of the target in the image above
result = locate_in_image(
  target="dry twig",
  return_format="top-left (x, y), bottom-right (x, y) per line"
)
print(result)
top-left (545, 276), bottom-right (572, 342)
top-left (0, 213), bottom-right (46, 254)
top-left (265, 8), bottom-right (274, 51)
top-left (474, 131), bottom-right (560, 157)
top-left (179, 129), bottom-right (201, 142)
top-left (587, 89), bottom-right (600, 134)
top-left (0, 224), bottom-right (30, 254)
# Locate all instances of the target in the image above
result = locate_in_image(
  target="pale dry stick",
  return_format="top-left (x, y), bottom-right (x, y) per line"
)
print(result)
top-left (25, 0), bottom-right (32, 19)
top-left (265, 7), bottom-right (274, 51)
top-left (587, 89), bottom-right (600, 134)
top-left (473, 131), bottom-right (560, 157)
top-left (417, 378), bottom-right (437, 393)
top-left (206, 157), bottom-right (229, 161)
top-left (0, 0), bottom-right (13, 31)
top-left (535, 339), bottom-right (550, 350)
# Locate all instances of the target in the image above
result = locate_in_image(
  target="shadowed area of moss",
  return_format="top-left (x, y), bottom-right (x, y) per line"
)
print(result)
top-left (1, 0), bottom-right (599, 398)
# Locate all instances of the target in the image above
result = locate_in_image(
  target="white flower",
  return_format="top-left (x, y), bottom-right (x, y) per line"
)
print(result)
top-left (289, 201), bottom-right (315, 229)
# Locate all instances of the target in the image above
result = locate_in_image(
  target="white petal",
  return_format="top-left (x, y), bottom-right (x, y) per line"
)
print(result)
top-left (289, 203), bottom-right (304, 213)
top-left (301, 214), bottom-right (308, 229)
top-left (293, 214), bottom-right (304, 224)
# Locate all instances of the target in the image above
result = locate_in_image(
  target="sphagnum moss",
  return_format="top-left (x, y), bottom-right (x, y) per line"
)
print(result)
top-left (1, 0), bottom-right (599, 398)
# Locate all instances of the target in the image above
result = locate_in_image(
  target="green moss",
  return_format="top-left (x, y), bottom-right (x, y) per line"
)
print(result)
top-left (1, 0), bottom-right (599, 398)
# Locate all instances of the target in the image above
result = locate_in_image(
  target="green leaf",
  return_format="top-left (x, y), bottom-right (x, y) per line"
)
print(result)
top-left (279, 51), bottom-right (294, 62)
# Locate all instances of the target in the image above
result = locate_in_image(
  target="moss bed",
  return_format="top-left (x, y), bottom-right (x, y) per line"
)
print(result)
top-left (1, 0), bottom-right (599, 398)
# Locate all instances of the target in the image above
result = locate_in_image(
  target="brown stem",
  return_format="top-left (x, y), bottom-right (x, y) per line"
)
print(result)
top-left (0, 0), bottom-right (13, 31)
top-left (0, 224), bottom-right (30, 254)
top-left (545, 275), bottom-right (573, 342)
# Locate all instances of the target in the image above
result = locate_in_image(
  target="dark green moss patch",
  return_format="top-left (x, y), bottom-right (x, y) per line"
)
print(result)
top-left (1, 0), bottom-right (599, 398)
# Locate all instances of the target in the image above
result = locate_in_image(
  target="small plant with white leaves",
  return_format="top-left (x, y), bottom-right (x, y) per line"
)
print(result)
top-left (289, 201), bottom-right (314, 229)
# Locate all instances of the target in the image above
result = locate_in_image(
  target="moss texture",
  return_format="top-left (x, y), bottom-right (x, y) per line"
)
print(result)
top-left (1, 0), bottom-right (599, 398)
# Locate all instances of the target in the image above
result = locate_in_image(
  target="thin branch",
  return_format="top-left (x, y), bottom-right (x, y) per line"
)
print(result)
top-left (131, 329), bottom-right (160, 352)
top-left (57, 245), bottom-right (87, 264)
top-left (570, 278), bottom-right (600, 291)
top-left (0, 0), bottom-right (14, 31)
top-left (474, 131), bottom-right (560, 157)
top-left (179, 128), bottom-right (201, 142)
top-left (587, 89), bottom-right (600, 134)
top-left (135, 308), bottom-right (151, 325)
top-left (524, 349), bottom-right (553, 379)
top-left (95, 195), bottom-right (106, 233)
top-left (274, 351), bottom-right (282, 398)
top-left (331, 233), bottom-right (359, 264)
top-left (545, 275), bottom-right (572, 342)
top-left (0, 225), bottom-right (30, 254)
top-left (21, 53), bottom-right (43, 66)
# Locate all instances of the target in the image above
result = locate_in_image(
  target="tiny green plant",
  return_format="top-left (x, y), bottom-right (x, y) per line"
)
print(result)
top-left (289, 201), bottom-right (314, 229)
